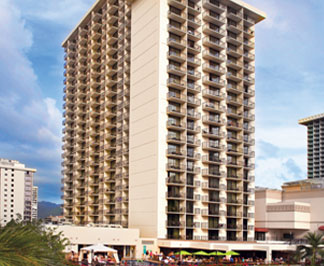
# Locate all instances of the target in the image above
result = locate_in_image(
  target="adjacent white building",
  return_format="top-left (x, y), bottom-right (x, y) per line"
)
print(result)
top-left (0, 158), bottom-right (36, 225)
top-left (32, 186), bottom-right (38, 220)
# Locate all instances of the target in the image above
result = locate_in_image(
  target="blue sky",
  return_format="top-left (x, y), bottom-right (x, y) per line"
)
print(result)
top-left (0, 0), bottom-right (323, 203)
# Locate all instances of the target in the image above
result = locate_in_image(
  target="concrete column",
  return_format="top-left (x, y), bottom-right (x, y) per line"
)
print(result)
top-left (266, 247), bottom-right (272, 263)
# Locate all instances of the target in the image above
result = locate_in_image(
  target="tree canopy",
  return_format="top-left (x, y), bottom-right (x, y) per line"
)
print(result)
top-left (296, 231), bottom-right (324, 266)
top-left (0, 218), bottom-right (70, 266)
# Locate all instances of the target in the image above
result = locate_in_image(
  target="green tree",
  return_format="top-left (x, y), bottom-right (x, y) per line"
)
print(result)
top-left (0, 218), bottom-right (70, 266)
top-left (296, 231), bottom-right (324, 266)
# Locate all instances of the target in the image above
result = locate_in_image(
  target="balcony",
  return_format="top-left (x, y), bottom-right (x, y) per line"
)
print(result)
top-left (202, 182), bottom-right (226, 191)
top-left (187, 83), bottom-right (201, 93)
top-left (167, 37), bottom-right (186, 50)
top-left (166, 177), bottom-right (186, 186)
top-left (202, 76), bottom-right (225, 88)
top-left (166, 148), bottom-right (186, 158)
top-left (167, 51), bottom-right (186, 63)
top-left (187, 96), bottom-right (201, 107)
top-left (202, 115), bottom-right (224, 126)
top-left (202, 102), bottom-right (225, 113)
top-left (166, 192), bottom-right (186, 200)
top-left (166, 220), bottom-right (185, 228)
top-left (202, 128), bottom-right (224, 139)
top-left (227, 72), bottom-right (243, 82)
top-left (187, 42), bottom-right (201, 54)
top-left (202, 155), bottom-right (225, 165)
top-left (202, 169), bottom-right (225, 178)
top-left (202, 0), bottom-right (226, 13)
top-left (227, 46), bottom-right (244, 58)
top-left (168, 0), bottom-right (186, 10)
top-left (227, 211), bottom-right (243, 218)
top-left (227, 120), bottom-right (242, 131)
top-left (227, 8), bottom-right (243, 22)
top-left (227, 22), bottom-right (243, 33)
top-left (202, 11), bottom-right (226, 26)
top-left (167, 77), bottom-right (186, 90)
top-left (244, 52), bottom-right (255, 61)
top-left (187, 56), bottom-right (201, 67)
top-left (202, 63), bottom-right (225, 75)
top-left (227, 198), bottom-right (243, 205)
top-left (201, 196), bottom-right (225, 204)
top-left (187, 16), bottom-right (201, 29)
top-left (202, 50), bottom-right (225, 63)
top-left (227, 84), bottom-right (243, 94)
top-left (167, 120), bottom-right (186, 131)
top-left (226, 185), bottom-right (243, 193)
top-left (227, 160), bottom-right (244, 168)
top-left (187, 111), bottom-right (201, 120)
top-left (187, 2), bottom-right (201, 15)
top-left (186, 125), bottom-right (200, 134)
top-left (244, 88), bottom-right (255, 97)
top-left (167, 134), bottom-right (186, 144)
top-left (166, 163), bottom-right (186, 172)
top-left (244, 76), bottom-right (255, 85)
top-left (202, 89), bottom-right (225, 101)
top-left (168, 10), bottom-right (186, 23)
top-left (187, 69), bottom-right (201, 80)
top-left (166, 206), bottom-right (185, 214)
top-left (244, 39), bottom-right (255, 49)
top-left (202, 142), bottom-right (224, 152)
top-left (202, 24), bottom-right (226, 38)
top-left (244, 64), bottom-right (255, 74)
top-left (201, 209), bottom-right (226, 217)
top-left (244, 125), bottom-right (255, 133)
top-left (243, 113), bottom-right (255, 121)
top-left (167, 106), bottom-right (186, 117)
top-left (244, 28), bottom-right (254, 38)
top-left (202, 36), bottom-right (226, 50)
top-left (186, 166), bottom-right (200, 174)
top-left (187, 29), bottom-right (201, 41)
top-left (168, 23), bottom-right (186, 36)
top-left (243, 100), bottom-right (255, 109)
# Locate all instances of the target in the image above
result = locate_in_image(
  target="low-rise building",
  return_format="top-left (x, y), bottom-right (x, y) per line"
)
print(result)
top-left (255, 179), bottom-right (324, 242)
top-left (47, 224), bottom-right (142, 259)
top-left (0, 158), bottom-right (36, 225)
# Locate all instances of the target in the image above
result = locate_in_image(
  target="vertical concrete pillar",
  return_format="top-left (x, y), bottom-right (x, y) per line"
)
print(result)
top-left (266, 247), bottom-right (272, 263)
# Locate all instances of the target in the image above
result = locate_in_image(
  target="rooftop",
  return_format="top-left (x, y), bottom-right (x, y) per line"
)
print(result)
top-left (298, 113), bottom-right (324, 125)
top-left (62, 0), bottom-right (266, 46)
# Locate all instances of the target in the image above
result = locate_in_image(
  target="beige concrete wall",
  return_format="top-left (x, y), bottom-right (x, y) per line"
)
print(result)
top-left (129, 0), bottom-right (168, 239)
top-left (255, 189), bottom-right (282, 228)
top-left (283, 189), bottom-right (324, 232)
top-left (48, 225), bottom-right (141, 257)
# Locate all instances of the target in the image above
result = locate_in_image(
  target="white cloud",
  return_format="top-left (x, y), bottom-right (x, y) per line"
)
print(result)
top-left (255, 140), bottom-right (307, 189)
top-left (0, 0), bottom-right (62, 200)
top-left (12, 0), bottom-right (94, 26)
top-left (256, 126), bottom-right (306, 149)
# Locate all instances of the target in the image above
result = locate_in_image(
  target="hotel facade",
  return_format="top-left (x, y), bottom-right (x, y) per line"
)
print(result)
top-left (62, 0), bottom-right (265, 244)
top-left (0, 158), bottom-right (36, 226)
top-left (299, 113), bottom-right (324, 179)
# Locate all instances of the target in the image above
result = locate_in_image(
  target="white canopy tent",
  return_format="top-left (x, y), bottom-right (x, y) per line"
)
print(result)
top-left (80, 244), bottom-right (119, 263)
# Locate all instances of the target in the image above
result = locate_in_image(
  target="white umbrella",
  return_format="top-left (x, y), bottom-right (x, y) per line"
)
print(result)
top-left (81, 244), bottom-right (119, 263)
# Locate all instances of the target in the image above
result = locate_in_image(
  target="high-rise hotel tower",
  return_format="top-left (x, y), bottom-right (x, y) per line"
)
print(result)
top-left (299, 113), bottom-right (324, 179)
top-left (62, 0), bottom-right (265, 243)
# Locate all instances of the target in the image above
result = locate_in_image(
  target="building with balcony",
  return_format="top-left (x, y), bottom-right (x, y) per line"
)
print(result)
top-left (299, 113), bottom-right (324, 179)
top-left (32, 186), bottom-right (38, 220)
top-left (62, 0), bottom-right (265, 246)
top-left (0, 158), bottom-right (36, 225)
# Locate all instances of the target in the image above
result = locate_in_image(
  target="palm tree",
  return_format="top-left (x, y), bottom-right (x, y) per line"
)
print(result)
top-left (0, 218), bottom-right (70, 266)
top-left (296, 231), bottom-right (324, 266)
